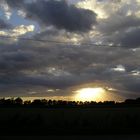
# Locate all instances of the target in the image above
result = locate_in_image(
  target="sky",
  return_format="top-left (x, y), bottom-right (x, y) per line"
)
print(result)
top-left (0, 0), bottom-right (140, 101)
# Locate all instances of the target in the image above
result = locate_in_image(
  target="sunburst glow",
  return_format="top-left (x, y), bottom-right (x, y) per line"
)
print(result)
top-left (74, 87), bottom-right (105, 101)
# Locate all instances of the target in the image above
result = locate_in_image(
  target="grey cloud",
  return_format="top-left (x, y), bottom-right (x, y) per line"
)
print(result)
top-left (99, 15), bottom-right (140, 34)
top-left (5, 0), bottom-right (25, 8)
top-left (4, 0), bottom-right (140, 48)
top-left (98, 14), bottom-right (140, 48)
top-left (0, 46), bottom-right (36, 73)
top-left (94, 0), bottom-right (140, 48)
top-left (0, 40), bottom-right (139, 97)
top-left (112, 75), bottom-right (140, 95)
top-left (0, 18), bottom-right (11, 29)
top-left (119, 28), bottom-right (140, 47)
top-left (124, 80), bottom-right (140, 93)
top-left (6, 0), bottom-right (97, 32)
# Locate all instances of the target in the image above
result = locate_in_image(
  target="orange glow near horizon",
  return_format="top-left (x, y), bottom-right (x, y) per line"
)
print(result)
top-left (74, 87), bottom-right (106, 102)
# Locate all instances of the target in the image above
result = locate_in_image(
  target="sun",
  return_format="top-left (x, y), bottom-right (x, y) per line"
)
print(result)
top-left (74, 87), bottom-right (105, 101)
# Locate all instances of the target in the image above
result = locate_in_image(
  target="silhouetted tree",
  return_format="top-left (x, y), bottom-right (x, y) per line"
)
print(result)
top-left (4, 98), bottom-right (15, 106)
top-left (31, 99), bottom-right (46, 106)
top-left (103, 101), bottom-right (115, 105)
top-left (24, 100), bottom-right (31, 106)
top-left (0, 98), bottom-right (5, 105)
top-left (125, 99), bottom-right (135, 104)
top-left (14, 97), bottom-right (23, 105)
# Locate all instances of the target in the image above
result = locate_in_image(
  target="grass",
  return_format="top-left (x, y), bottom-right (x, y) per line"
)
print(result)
top-left (0, 107), bottom-right (140, 135)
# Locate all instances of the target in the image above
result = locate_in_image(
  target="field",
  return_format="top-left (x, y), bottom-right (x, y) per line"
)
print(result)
top-left (1, 135), bottom-right (140, 140)
top-left (0, 107), bottom-right (140, 135)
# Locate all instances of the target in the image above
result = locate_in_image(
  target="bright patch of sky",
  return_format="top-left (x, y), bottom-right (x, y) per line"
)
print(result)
top-left (0, 8), bottom-right (40, 36)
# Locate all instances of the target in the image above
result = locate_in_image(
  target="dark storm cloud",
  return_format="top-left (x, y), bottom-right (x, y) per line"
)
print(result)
top-left (119, 28), bottom-right (140, 47)
top-left (109, 75), bottom-right (140, 99)
top-left (123, 79), bottom-right (140, 93)
top-left (6, 0), bottom-right (97, 32)
top-left (5, 0), bottom-right (25, 8)
top-left (0, 40), bottom-right (140, 97)
top-left (99, 15), bottom-right (140, 34)
top-left (0, 18), bottom-right (11, 29)
top-left (98, 14), bottom-right (140, 48)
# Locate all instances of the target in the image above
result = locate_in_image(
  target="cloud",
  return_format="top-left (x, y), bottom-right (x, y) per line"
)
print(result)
top-left (0, 40), bottom-right (139, 98)
top-left (98, 15), bottom-right (140, 34)
top-left (5, 0), bottom-right (97, 32)
top-left (0, 0), bottom-right (139, 99)
top-left (0, 25), bottom-right (35, 37)
top-left (0, 0), bottom-right (12, 19)
top-left (118, 28), bottom-right (140, 47)
top-left (110, 65), bottom-right (126, 72)
top-left (97, 14), bottom-right (140, 47)
top-left (5, 0), bottom-right (25, 8)
top-left (76, 0), bottom-right (140, 47)
top-left (4, 0), bottom-right (140, 47)
top-left (0, 19), bottom-right (11, 29)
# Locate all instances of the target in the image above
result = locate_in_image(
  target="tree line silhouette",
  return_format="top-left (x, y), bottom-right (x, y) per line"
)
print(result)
top-left (0, 97), bottom-right (140, 107)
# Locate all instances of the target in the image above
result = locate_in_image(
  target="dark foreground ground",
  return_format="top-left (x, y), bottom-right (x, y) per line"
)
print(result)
top-left (1, 135), bottom-right (140, 140)
top-left (0, 107), bottom-right (140, 136)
